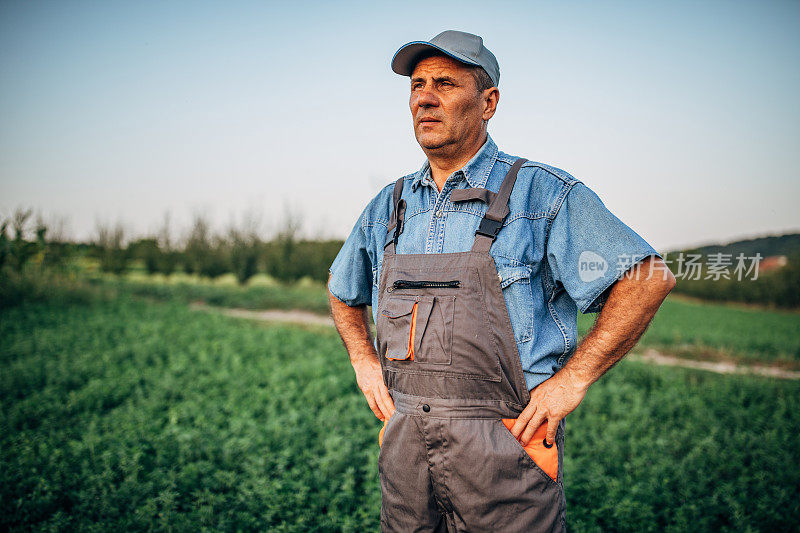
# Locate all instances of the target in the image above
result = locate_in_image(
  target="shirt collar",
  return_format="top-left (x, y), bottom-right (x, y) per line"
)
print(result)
top-left (411, 133), bottom-right (499, 192)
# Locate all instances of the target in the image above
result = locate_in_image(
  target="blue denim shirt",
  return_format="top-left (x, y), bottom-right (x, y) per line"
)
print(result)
top-left (328, 134), bottom-right (662, 391)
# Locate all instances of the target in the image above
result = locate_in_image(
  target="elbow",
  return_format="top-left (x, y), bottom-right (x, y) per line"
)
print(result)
top-left (644, 256), bottom-right (677, 300)
top-left (652, 255), bottom-right (677, 292)
top-left (666, 260), bottom-right (678, 290)
top-left (658, 268), bottom-right (677, 300)
top-left (662, 266), bottom-right (677, 291)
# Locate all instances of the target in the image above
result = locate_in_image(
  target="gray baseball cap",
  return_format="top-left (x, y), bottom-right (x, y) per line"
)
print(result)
top-left (391, 30), bottom-right (500, 87)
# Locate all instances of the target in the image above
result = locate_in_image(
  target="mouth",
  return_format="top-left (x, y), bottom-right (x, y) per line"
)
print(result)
top-left (418, 117), bottom-right (441, 126)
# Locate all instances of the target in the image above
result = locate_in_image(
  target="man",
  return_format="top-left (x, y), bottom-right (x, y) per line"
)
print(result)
top-left (327, 30), bottom-right (676, 532)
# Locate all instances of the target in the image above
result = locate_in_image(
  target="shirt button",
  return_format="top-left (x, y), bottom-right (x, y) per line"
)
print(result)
top-left (435, 210), bottom-right (443, 218)
top-left (422, 404), bottom-right (430, 413)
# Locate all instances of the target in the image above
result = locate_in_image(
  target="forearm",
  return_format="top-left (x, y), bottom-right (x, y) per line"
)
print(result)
top-left (327, 274), bottom-right (378, 365)
top-left (561, 255), bottom-right (676, 391)
top-left (328, 274), bottom-right (394, 419)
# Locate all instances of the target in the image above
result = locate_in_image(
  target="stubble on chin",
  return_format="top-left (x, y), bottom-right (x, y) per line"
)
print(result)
top-left (419, 140), bottom-right (447, 151)
top-left (416, 130), bottom-right (450, 151)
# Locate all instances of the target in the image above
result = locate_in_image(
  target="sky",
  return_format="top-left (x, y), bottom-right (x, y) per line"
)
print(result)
top-left (1, 0), bottom-right (798, 252)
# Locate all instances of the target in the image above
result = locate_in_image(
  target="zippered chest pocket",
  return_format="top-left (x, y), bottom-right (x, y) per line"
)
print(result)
top-left (379, 291), bottom-right (455, 366)
top-left (377, 266), bottom-right (503, 382)
top-left (388, 279), bottom-right (461, 292)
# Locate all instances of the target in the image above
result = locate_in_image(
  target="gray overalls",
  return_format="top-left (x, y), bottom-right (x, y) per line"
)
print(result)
top-left (376, 159), bottom-right (567, 532)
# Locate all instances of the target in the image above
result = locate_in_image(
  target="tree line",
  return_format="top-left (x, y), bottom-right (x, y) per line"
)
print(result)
top-left (3, 208), bottom-right (798, 308)
top-left (668, 253), bottom-right (800, 309)
top-left (0, 208), bottom-right (343, 286)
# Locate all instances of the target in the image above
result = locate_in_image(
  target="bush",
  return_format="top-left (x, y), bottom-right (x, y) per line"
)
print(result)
top-left (671, 251), bottom-right (800, 309)
top-left (94, 222), bottom-right (129, 275)
top-left (0, 267), bottom-right (106, 310)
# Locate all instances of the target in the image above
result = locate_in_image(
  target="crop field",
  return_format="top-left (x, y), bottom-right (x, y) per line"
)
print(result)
top-left (112, 274), bottom-right (800, 364)
top-left (580, 295), bottom-right (800, 365)
top-left (111, 276), bottom-right (331, 315)
top-left (2, 294), bottom-right (799, 531)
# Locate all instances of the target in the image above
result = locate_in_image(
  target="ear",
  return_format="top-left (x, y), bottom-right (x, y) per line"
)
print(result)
top-left (482, 87), bottom-right (499, 121)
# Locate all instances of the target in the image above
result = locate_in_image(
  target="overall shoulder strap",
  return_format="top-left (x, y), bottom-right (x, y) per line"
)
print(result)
top-left (471, 158), bottom-right (527, 253)
top-left (384, 177), bottom-right (407, 254)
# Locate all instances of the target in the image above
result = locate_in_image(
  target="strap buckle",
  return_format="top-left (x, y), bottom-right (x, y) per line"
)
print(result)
top-left (384, 199), bottom-right (406, 250)
top-left (475, 217), bottom-right (503, 239)
top-left (394, 199), bottom-right (406, 241)
top-left (393, 217), bottom-right (404, 243)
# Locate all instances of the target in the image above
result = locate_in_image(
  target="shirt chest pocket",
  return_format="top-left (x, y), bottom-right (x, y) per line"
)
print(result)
top-left (496, 262), bottom-right (534, 344)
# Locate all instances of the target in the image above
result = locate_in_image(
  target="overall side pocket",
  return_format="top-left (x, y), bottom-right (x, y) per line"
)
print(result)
top-left (378, 413), bottom-right (393, 448)
top-left (499, 418), bottom-right (559, 483)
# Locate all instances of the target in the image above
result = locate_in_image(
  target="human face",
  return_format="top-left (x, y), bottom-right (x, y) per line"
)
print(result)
top-left (409, 55), bottom-right (488, 154)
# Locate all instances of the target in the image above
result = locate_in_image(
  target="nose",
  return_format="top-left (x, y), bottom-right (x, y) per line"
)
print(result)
top-left (416, 85), bottom-right (439, 108)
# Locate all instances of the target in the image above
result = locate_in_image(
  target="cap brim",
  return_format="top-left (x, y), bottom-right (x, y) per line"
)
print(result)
top-left (391, 41), bottom-right (480, 77)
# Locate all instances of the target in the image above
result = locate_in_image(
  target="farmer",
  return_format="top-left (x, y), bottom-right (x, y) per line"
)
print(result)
top-left (327, 30), bottom-right (676, 532)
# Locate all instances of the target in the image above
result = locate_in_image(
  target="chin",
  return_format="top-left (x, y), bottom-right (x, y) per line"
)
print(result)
top-left (416, 133), bottom-right (449, 151)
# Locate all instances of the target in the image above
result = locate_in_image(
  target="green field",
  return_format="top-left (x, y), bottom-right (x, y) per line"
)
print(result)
top-left (109, 275), bottom-right (331, 315)
top-left (111, 274), bottom-right (800, 364)
top-left (580, 295), bottom-right (800, 365)
top-left (2, 295), bottom-right (799, 531)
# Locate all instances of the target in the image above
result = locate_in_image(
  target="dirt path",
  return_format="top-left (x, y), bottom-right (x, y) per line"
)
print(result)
top-left (630, 349), bottom-right (800, 380)
top-left (191, 304), bottom-right (335, 328)
top-left (191, 304), bottom-right (800, 380)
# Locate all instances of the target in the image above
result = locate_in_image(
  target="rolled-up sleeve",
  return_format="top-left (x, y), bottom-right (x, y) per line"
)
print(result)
top-left (328, 206), bottom-right (373, 307)
top-left (546, 182), bottom-right (662, 314)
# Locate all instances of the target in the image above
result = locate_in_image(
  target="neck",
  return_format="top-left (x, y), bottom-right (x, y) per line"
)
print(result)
top-left (424, 131), bottom-right (488, 192)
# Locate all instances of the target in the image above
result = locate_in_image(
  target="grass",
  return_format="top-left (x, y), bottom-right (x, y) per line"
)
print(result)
top-left (1, 298), bottom-right (378, 531)
top-left (578, 295), bottom-right (800, 365)
top-left (2, 296), bottom-right (799, 531)
top-left (5, 265), bottom-right (799, 366)
top-left (97, 274), bottom-right (332, 315)
top-left (565, 361), bottom-right (800, 531)
top-left (112, 272), bottom-right (800, 365)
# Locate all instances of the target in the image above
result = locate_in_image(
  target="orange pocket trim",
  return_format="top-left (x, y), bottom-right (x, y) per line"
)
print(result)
top-left (501, 418), bottom-right (558, 481)
top-left (378, 414), bottom-right (392, 448)
top-left (386, 301), bottom-right (417, 361)
top-left (408, 301), bottom-right (417, 361)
